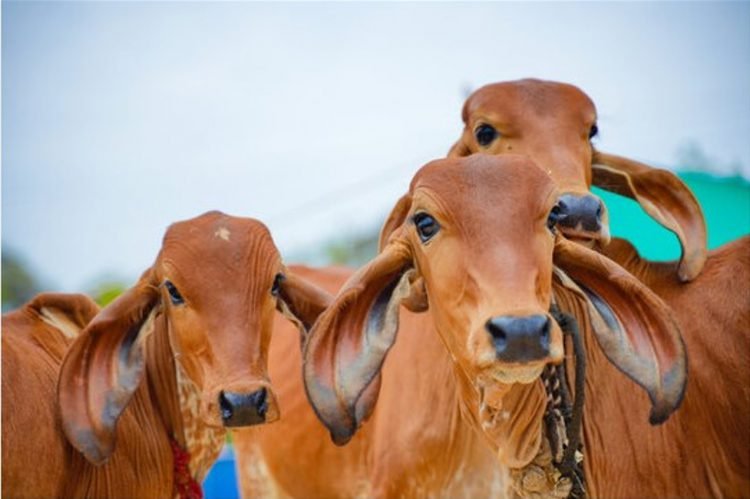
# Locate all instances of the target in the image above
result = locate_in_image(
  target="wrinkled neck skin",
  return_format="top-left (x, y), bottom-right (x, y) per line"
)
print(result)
top-left (430, 305), bottom-right (548, 471)
top-left (164, 315), bottom-right (226, 482)
top-left (65, 310), bottom-right (224, 497)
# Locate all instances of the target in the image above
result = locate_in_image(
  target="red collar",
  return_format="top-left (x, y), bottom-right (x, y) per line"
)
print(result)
top-left (170, 438), bottom-right (203, 499)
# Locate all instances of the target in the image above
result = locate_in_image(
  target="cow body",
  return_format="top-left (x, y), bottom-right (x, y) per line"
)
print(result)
top-left (2, 299), bottom-right (83, 498)
top-left (449, 80), bottom-right (750, 495)
top-left (1, 295), bottom-right (221, 498)
top-left (573, 236), bottom-right (750, 497)
top-left (234, 265), bottom-right (507, 498)
top-left (234, 158), bottom-right (748, 498)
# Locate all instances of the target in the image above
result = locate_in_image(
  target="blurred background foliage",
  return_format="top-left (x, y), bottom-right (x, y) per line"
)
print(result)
top-left (3, 142), bottom-right (749, 313)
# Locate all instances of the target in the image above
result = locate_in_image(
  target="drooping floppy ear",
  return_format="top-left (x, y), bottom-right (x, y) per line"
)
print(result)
top-left (591, 150), bottom-right (707, 282)
top-left (58, 268), bottom-right (160, 465)
top-left (276, 270), bottom-right (333, 335)
top-left (553, 236), bottom-right (687, 424)
top-left (303, 239), bottom-right (418, 445)
top-left (28, 292), bottom-right (100, 339)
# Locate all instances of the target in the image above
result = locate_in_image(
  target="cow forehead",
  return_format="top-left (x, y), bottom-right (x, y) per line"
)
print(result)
top-left (158, 211), bottom-right (281, 283)
top-left (411, 155), bottom-right (557, 221)
top-left (466, 79), bottom-right (596, 122)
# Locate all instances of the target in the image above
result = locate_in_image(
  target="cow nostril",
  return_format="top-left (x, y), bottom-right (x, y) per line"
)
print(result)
top-left (251, 387), bottom-right (268, 417)
top-left (485, 319), bottom-right (508, 352)
top-left (595, 202), bottom-right (603, 220)
top-left (539, 317), bottom-right (551, 350)
top-left (219, 391), bottom-right (233, 423)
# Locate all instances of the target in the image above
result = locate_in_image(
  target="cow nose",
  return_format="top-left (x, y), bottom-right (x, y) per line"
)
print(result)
top-left (485, 315), bottom-right (551, 362)
top-left (219, 388), bottom-right (268, 427)
top-left (556, 193), bottom-right (604, 232)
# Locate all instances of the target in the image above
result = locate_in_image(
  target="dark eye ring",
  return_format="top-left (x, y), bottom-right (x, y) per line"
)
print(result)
top-left (588, 124), bottom-right (599, 139)
top-left (413, 212), bottom-right (440, 243)
top-left (547, 204), bottom-right (562, 232)
top-left (164, 280), bottom-right (185, 305)
top-left (474, 124), bottom-right (498, 147)
top-left (271, 273), bottom-right (284, 297)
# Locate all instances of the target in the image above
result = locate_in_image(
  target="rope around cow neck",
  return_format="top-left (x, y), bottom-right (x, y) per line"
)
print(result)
top-left (547, 304), bottom-right (586, 498)
top-left (508, 305), bottom-right (587, 499)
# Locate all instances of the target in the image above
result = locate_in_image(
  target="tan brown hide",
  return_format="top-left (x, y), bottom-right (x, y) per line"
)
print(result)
top-left (568, 236), bottom-right (750, 497)
top-left (449, 79), bottom-right (750, 495)
top-left (449, 78), bottom-right (708, 282)
top-left (1, 211), bottom-right (330, 498)
top-left (233, 155), bottom-right (688, 498)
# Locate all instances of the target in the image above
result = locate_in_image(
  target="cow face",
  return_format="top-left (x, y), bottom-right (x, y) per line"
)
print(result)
top-left (154, 213), bottom-right (285, 428)
top-left (396, 155), bottom-right (565, 387)
top-left (58, 211), bottom-right (330, 464)
top-left (449, 79), bottom-right (706, 281)
top-left (450, 79), bottom-right (603, 245)
top-left (303, 155), bottom-right (565, 446)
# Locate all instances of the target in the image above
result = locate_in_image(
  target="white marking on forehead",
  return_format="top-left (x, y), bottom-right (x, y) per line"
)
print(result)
top-left (214, 227), bottom-right (231, 241)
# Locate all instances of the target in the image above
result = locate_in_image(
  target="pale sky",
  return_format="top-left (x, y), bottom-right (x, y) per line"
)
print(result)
top-left (3, 1), bottom-right (750, 292)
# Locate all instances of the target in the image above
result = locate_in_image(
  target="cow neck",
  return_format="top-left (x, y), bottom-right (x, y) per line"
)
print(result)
top-left (144, 310), bottom-right (223, 494)
top-left (433, 323), bottom-right (547, 468)
top-left (163, 311), bottom-right (226, 482)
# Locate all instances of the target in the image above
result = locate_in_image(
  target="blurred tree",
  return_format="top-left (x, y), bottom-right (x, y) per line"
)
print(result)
top-left (88, 281), bottom-right (127, 307)
top-left (2, 248), bottom-right (40, 312)
top-left (323, 231), bottom-right (379, 266)
top-left (676, 140), bottom-right (743, 176)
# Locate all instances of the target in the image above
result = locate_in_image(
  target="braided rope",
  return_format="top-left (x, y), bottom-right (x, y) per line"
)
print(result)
top-left (170, 438), bottom-right (204, 499)
top-left (549, 304), bottom-right (586, 498)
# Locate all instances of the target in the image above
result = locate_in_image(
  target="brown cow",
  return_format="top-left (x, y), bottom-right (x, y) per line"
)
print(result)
top-left (1, 211), bottom-right (330, 498)
top-left (234, 155), bottom-right (689, 497)
top-left (449, 79), bottom-right (750, 495)
top-left (449, 78), bottom-right (708, 282)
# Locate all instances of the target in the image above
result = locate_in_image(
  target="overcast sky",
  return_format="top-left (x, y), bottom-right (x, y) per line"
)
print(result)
top-left (3, 1), bottom-right (750, 292)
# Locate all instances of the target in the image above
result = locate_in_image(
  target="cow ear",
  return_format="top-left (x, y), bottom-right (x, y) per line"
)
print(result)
top-left (58, 268), bottom-right (160, 465)
top-left (303, 241), bottom-right (415, 445)
top-left (276, 270), bottom-right (333, 335)
top-left (553, 237), bottom-right (687, 425)
top-left (27, 292), bottom-right (100, 339)
top-left (591, 150), bottom-right (707, 282)
top-left (378, 193), bottom-right (412, 252)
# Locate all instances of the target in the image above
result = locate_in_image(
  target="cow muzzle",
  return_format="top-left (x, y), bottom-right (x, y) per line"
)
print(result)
top-left (555, 193), bottom-right (610, 246)
top-left (219, 388), bottom-right (271, 427)
top-left (485, 314), bottom-right (551, 362)
top-left (204, 380), bottom-right (280, 427)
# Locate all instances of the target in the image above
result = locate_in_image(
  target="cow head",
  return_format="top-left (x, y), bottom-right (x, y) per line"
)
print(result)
top-left (303, 155), bottom-right (686, 468)
top-left (58, 211), bottom-right (330, 465)
top-left (449, 78), bottom-right (707, 282)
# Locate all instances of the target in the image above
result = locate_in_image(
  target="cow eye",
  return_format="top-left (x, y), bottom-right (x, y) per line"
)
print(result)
top-left (413, 212), bottom-right (440, 243)
top-left (547, 204), bottom-right (562, 233)
top-left (588, 124), bottom-right (599, 139)
top-left (271, 273), bottom-right (284, 297)
top-left (475, 124), bottom-right (498, 147)
top-left (164, 280), bottom-right (185, 305)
